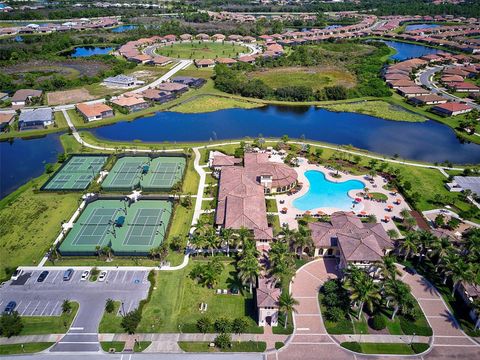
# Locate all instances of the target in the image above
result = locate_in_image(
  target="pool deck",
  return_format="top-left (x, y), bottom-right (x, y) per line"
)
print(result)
top-left (275, 161), bottom-right (409, 234)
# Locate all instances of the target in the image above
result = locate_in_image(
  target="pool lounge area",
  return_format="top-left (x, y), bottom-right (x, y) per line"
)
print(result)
top-left (276, 162), bottom-right (410, 233)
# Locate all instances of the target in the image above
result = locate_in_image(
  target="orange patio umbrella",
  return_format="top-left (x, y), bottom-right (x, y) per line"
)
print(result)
top-left (387, 205), bottom-right (394, 209)
top-left (384, 215), bottom-right (390, 222)
top-left (396, 198), bottom-right (402, 204)
top-left (360, 211), bottom-right (367, 216)
top-left (282, 207), bottom-right (288, 213)
top-left (305, 210), bottom-right (312, 216)
top-left (317, 210), bottom-right (326, 216)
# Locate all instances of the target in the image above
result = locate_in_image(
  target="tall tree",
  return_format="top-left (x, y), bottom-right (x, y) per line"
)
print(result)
top-left (278, 292), bottom-right (299, 329)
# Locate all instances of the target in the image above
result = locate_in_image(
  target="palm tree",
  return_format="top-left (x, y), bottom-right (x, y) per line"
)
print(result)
top-left (378, 255), bottom-right (400, 280)
top-left (343, 270), bottom-right (382, 320)
top-left (238, 255), bottom-right (260, 293)
top-left (384, 278), bottom-right (411, 319)
top-left (190, 233), bottom-right (206, 255)
top-left (221, 228), bottom-right (235, 257)
top-left (417, 231), bottom-right (437, 262)
top-left (278, 292), bottom-right (299, 329)
top-left (398, 232), bottom-right (419, 260)
top-left (444, 258), bottom-right (474, 297)
top-left (237, 227), bottom-right (252, 251)
top-left (293, 227), bottom-right (312, 257)
top-left (437, 250), bottom-right (459, 284)
top-left (429, 236), bottom-right (452, 269)
top-left (203, 227), bottom-right (219, 256)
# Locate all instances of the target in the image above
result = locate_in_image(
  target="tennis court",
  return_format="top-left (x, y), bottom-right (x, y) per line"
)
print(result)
top-left (58, 199), bottom-right (172, 256)
top-left (43, 155), bottom-right (108, 190)
top-left (102, 156), bottom-right (186, 192)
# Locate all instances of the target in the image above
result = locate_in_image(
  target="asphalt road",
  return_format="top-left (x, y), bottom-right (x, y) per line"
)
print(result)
top-left (0, 269), bottom-right (150, 353)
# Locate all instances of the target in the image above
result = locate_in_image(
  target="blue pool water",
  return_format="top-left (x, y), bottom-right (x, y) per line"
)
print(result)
top-left (382, 40), bottom-right (439, 61)
top-left (111, 25), bottom-right (137, 33)
top-left (0, 134), bottom-right (62, 199)
top-left (404, 23), bottom-right (440, 31)
top-left (67, 46), bottom-right (114, 58)
top-left (293, 170), bottom-right (365, 211)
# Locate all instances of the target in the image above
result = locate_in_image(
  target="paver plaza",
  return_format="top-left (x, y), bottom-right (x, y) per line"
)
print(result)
top-left (59, 199), bottom-right (172, 255)
top-left (43, 155), bottom-right (108, 190)
top-left (102, 156), bottom-right (186, 192)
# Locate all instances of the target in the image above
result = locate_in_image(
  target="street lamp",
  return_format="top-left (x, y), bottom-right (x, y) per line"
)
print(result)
top-left (121, 301), bottom-right (125, 317)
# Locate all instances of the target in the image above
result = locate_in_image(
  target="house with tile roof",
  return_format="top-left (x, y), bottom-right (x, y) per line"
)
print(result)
top-left (256, 277), bottom-right (281, 326)
top-left (308, 212), bottom-right (393, 271)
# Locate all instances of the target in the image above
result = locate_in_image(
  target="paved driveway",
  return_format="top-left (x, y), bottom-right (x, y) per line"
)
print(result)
top-left (0, 269), bottom-right (150, 353)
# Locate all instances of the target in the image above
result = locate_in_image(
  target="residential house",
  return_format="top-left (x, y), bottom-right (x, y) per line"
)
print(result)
top-left (76, 103), bottom-right (114, 122)
top-left (256, 277), bottom-right (281, 327)
top-left (396, 86), bottom-right (431, 98)
top-left (449, 82), bottom-right (480, 93)
top-left (208, 151), bottom-right (242, 175)
top-left (141, 89), bottom-right (175, 103)
top-left (171, 76), bottom-right (206, 88)
top-left (216, 57), bottom-right (237, 66)
top-left (194, 59), bottom-right (215, 68)
top-left (156, 82), bottom-right (189, 94)
top-left (18, 108), bottom-right (54, 130)
top-left (238, 55), bottom-right (256, 64)
top-left (0, 112), bottom-right (15, 131)
top-left (457, 281), bottom-right (479, 326)
top-left (152, 56), bottom-right (172, 66)
top-left (308, 212), bottom-right (393, 271)
top-left (431, 102), bottom-right (473, 116)
top-left (110, 96), bottom-right (149, 113)
top-left (408, 94), bottom-right (448, 106)
top-left (128, 54), bottom-right (153, 64)
top-left (103, 75), bottom-right (141, 88)
top-left (11, 89), bottom-right (43, 107)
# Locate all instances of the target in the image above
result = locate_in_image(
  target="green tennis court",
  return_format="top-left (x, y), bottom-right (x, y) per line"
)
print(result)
top-left (58, 199), bottom-right (172, 256)
top-left (43, 155), bottom-right (108, 190)
top-left (102, 156), bottom-right (186, 192)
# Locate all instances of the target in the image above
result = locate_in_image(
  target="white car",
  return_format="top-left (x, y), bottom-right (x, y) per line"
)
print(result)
top-left (11, 269), bottom-right (23, 281)
top-left (80, 270), bottom-right (90, 281)
top-left (98, 271), bottom-right (108, 282)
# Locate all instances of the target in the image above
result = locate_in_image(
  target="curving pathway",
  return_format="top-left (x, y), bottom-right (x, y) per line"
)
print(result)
top-left (268, 259), bottom-right (480, 360)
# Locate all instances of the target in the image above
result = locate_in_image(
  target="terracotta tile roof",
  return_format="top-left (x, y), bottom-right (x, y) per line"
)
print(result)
top-left (12, 89), bottom-right (42, 102)
top-left (212, 153), bottom-right (242, 167)
top-left (433, 102), bottom-right (473, 112)
top-left (0, 113), bottom-right (14, 124)
top-left (243, 153), bottom-right (297, 189)
top-left (256, 277), bottom-right (280, 308)
top-left (111, 96), bottom-right (146, 107)
top-left (76, 103), bottom-right (112, 118)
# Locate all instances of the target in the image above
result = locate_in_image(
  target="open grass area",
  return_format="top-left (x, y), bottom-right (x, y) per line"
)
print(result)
top-left (249, 66), bottom-right (356, 91)
top-left (340, 342), bottom-right (427, 355)
top-left (98, 262), bottom-right (261, 334)
top-left (170, 95), bottom-right (263, 113)
top-left (178, 341), bottom-right (266, 352)
top-left (266, 198), bottom-right (278, 212)
top-left (318, 100), bottom-right (426, 122)
top-left (0, 174), bottom-right (80, 281)
top-left (0, 343), bottom-right (54, 355)
top-left (165, 203), bottom-right (194, 266)
top-left (99, 301), bottom-right (122, 333)
top-left (155, 41), bottom-right (248, 60)
top-left (21, 302), bottom-right (79, 335)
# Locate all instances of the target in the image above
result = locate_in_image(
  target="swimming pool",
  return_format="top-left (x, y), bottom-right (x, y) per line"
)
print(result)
top-left (293, 170), bottom-right (365, 211)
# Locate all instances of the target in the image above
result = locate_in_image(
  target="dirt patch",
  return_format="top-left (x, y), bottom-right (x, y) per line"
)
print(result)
top-left (47, 88), bottom-right (94, 106)
top-left (129, 70), bottom-right (155, 80)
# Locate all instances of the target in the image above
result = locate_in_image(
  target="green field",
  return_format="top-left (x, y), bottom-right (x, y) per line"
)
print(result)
top-left (178, 341), bottom-right (266, 352)
top-left (319, 100), bottom-right (426, 122)
top-left (171, 95), bottom-right (263, 114)
top-left (250, 66), bottom-right (356, 91)
top-left (156, 41), bottom-right (248, 59)
top-left (0, 343), bottom-right (54, 355)
top-left (21, 302), bottom-right (79, 335)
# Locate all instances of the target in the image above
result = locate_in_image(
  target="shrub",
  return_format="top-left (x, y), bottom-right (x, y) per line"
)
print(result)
top-left (325, 307), bottom-right (345, 322)
top-left (105, 298), bottom-right (115, 313)
top-left (196, 316), bottom-right (212, 334)
top-left (62, 299), bottom-right (72, 314)
top-left (232, 317), bottom-right (248, 335)
top-left (323, 292), bottom-right (339, 307)
top-left (275, 342), bottom-right (284, 350)
top-left (214, 333), bottom-right (232, 349)
top-left (411, 343), bottom-right (429, 354)
top-left (214, 317), bottom-right (231, 333)
top-left (0, 312), bottom-right (23, 337)
top-left (369, 314), bottom-right (387, 330)
top-left (322, 279), bottom-right (339, 295)
top-left (341, 342), bottom-right (361, 353)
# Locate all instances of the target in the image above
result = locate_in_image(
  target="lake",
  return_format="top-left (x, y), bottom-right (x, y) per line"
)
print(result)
top-left (66, 46), bottom-right (114, 58)
top-left (382, 40), bottom-right (439, 61)
top-left (111, 25), bottom-right (137, 33)
top-left (90, 106), bottom-right (480, 164)
top-left (404, 23), bottom-right (441, 31)
top-left (0, 134), bottom-right (62, 199)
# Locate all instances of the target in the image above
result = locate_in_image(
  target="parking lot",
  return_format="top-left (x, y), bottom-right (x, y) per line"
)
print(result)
top-left (0, 268), bottom-right (151, 352)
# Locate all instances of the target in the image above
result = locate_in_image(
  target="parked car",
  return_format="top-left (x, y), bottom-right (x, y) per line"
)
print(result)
top-left (37, 271), bottom-right (49, 283)
top-left (4, 301), bottom-right (17, 314)
top-left (11, 269), bottom-right (23, 281)
top-left (63, 268), bottom-right (74, 281)
top-left (98, 271), bottom-right (108, 282)
top-left (80, 270), bottom-right (90, 281)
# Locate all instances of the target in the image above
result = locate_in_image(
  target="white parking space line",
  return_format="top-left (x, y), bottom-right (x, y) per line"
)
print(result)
top-left (121, 271), bottom-right (128, 283)
top-left (40, 301), bottom-right (50, 316)
top-left (142, 272), bottom-right (149, 284)
top-left (112, 271), bottom-right (121, 283)
top-left (51, 271), bottom-right (61, 283)
top-left (50, 301), bottom-right (60, 316)
top-left (126, 301), bottom-right (134, 313)
top-left (20, 301), bottom-right (32, 315)
top-left (31, 301), bottom-right (42, 316)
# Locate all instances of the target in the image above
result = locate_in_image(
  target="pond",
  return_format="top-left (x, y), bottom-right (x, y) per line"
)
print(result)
top-left (111, 25), bottom-right (137, 33)
top-left (404, 23), bottom-right (441, 31)
top-left (90, 106), bottom-right (480, 164)
top-left (382, 40), bottom-right (439, 61)
top-left (65, 46), bottom-right (114, 58)
top-left (0, 134), bottom-right (62, 199)
top-left (293, 170), bottom-right (365, 211)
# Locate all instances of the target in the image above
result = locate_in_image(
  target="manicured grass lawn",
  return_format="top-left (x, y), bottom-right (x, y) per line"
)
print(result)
top-left (318, 100), bottom-right (426, 122)
top-left (100, 341), bottom-right (125, 352)
top-left (0, 175), bottom-right (80, 281)
top-left (134, 341), bottom-right (151, 352)
top-left (368, 192), bottom-right (388, 201)
top-left (156, 41), bottom-right (247, 59)
top-left (165, 203), bottom-right (194, 266)
top-left (21, 302), bottom-right (79, 335)
top-left (341, 342), bottom-right (420, 355)
top-left (178, 341), bottom-right (266, 352)
top-left (0, 343), bottom-right (54, 355)
top-left (54, 111), bottom-right (69, 129)
top-left (352, 316), bottom-right (369, 334)
top-left (266, 198), bottom-right (278, 212)
top-left (171, 95), bottom-right (262, 113)
top-left (183, 155), bottom-right (200, 194)
top-left (99, 301), bottom-right (122, 333)
top-left (250, 66), bottom-right (356, 91)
